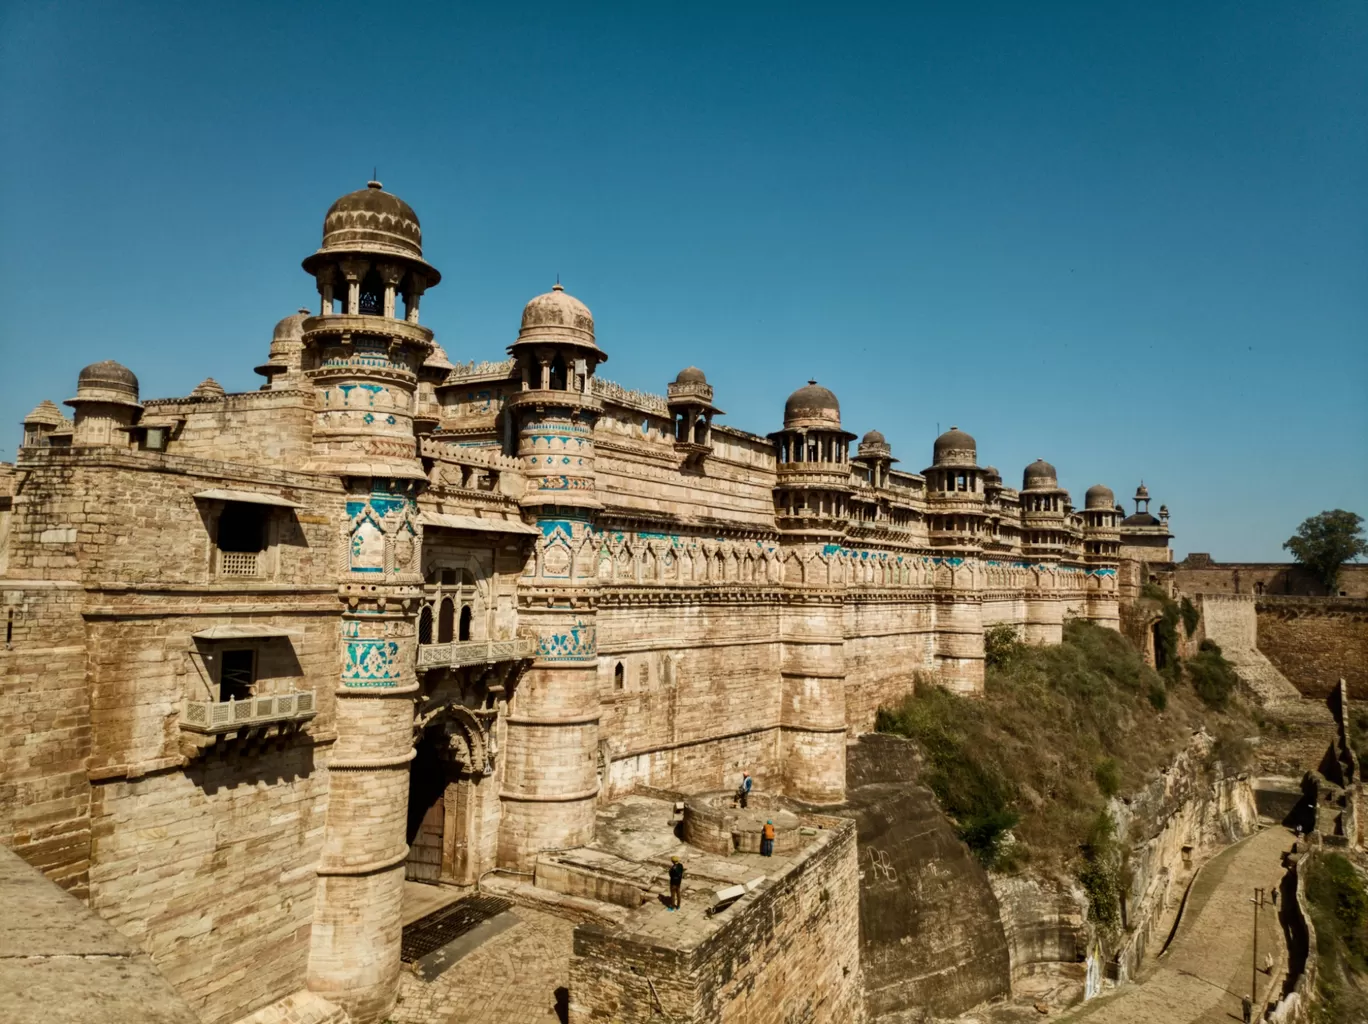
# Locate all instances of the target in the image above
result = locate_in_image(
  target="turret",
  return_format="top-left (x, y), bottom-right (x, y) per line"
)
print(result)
top-left (666, 367), bottom-right (723, 465)
top-left (66, 360), bottom-right (141, 447)
top-left (771, 381), bottom-right (856, 539)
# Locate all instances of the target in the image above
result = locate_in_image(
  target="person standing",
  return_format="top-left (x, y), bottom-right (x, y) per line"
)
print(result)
top-left (761, 819), bottom-right (775, 857)
top-left (1241, 994), bottom-right (1252, 1023)
top-left (738, 772), bottom-right (753, 808)
top-left (668, 856), bottom-right (684, 911)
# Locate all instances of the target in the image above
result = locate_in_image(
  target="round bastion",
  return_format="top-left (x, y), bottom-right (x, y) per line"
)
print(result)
top-left (681, 791), bottom-right (804, 856)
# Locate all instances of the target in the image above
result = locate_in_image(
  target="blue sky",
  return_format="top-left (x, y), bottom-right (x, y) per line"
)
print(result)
top-left (1, 1), bottom-right (1364, 560)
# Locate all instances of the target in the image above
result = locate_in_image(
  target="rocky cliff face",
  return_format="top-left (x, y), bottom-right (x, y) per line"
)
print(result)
top-left (839, 735), bottom-right (1012, 1020)
top-left (842, 732), bottom-right (1259, 1020)
top-left (988, 733), bottom-right (1259, 1007)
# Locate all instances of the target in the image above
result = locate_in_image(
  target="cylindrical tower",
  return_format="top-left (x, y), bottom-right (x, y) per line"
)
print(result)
top-left (1020, 459), bottom-right (1069, 645)
top-left (498, 283), bottom-right (606, 868)
top-left (300, 181), bottom-right (438, 1023)
top-left (65, 360), bottom-right (141, 446)
top-left (1082, 483), bottom-right (1121, 630)
top-left (771, 381), bottom-right (852, 801)
top-left (924, 427), bottom-right (986, 694)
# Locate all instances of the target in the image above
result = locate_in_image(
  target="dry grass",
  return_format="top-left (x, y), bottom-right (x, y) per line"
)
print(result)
top-left (877, 619), bottom-right (1254, 874)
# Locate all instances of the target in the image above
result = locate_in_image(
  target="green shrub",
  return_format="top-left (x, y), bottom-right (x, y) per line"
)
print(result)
top-left (1308, 853), bottom-right (1368, 1022)
top-left (1179, 596), bottom-right (1200, 638)
top-left (984, 623), bottom-right (1024, 670)
top-left (1095, 757), bottom-right (1122, 797)
top-left (1078, 811), bottom-right (1123, 931)
top-left (1147, 682), bottom-right (1168, 711)
top-left (1187, 646), bottom-right (1240, 710)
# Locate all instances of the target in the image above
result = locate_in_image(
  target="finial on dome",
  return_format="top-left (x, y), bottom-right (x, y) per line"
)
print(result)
top-left (552, 282), bottom-right (564, 292)
top-left (808, 379), bottom-right (817, 386)
top-left (367, 178), bottom-right (382, 190)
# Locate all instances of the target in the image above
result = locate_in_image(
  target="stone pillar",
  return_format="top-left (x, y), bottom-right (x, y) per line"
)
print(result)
top-left (934, 560), bottom-right (985, 694)
top-left (1023, 564), bottom-right (1064, 645)
top-left (779, 593), bottom-right (847, 804)
top-left (307, 487), bottom-right (423, 1023)
top-left (498, 404), bottom-right (602, 868)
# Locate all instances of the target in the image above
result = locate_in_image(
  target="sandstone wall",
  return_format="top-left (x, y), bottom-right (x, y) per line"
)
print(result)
top-left (89, 754), bottom-right (329, 1024)
top-left (144, 391), bottom-right (315, 467)
top-left (841, 598), bottom-right (936, 733)
top-left (1255, 597), bottom-right (1368, 700)
top-left (1176, 558), bottom-right (1368, 599)
top-left (0, 582), bottom-right (91, 894)
top-left (597, 600), bottom-right (784, 797)
top-left (568, 816), bottom-right (864, 1024)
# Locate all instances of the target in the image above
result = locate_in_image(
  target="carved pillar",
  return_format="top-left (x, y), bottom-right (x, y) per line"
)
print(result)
top-left (378, 263), bottom-right (404, 319)
top-left (316, 266), bottom-right (337, 315)
top-left (340, 259), bottom-right (369, 315)
top-left (403, 274), bottom-right (426, 323)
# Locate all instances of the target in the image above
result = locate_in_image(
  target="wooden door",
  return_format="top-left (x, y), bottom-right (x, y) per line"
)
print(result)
top-left (406, 793), bottom-right (444, 883)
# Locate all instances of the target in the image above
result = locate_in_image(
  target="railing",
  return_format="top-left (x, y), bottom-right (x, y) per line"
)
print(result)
top-left (181, 691), bottom-right (316, 734)
top-left (417, 637), bottom-right (536, 670)
top-left (219, 550), bottom-right (260, 576)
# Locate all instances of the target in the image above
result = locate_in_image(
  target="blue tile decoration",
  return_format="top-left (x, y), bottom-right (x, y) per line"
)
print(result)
top-left (344, 639), bottom-right (401, 686)
top-left (537, 619), bottom-right (597, 662)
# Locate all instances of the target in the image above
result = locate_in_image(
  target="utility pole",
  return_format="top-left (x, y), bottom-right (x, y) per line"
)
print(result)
top-left (1250, 886), bottom-right (1265, 1020)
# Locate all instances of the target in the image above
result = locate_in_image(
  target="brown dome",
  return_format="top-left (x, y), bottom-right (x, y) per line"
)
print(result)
top-left (1022, 459), bottom-right (1058, 489)
top-left (302, 181), bottom-right (441, 283)
top-left (783, 381), bottom-right (842, 429)
top-left (861, 429), bottom-right (886, 445)
top-left (1085, 484), bottom-right (1116, 509)
top-left (68, 360), bottom-right (141, 409)
top-left (932, 426), bottom-right (976, 467)
top-left (510, 282), bottom-right (604, 360)
top-left (675, 366), bottom-right (707, 384)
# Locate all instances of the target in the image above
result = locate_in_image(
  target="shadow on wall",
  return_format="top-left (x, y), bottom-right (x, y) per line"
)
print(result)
top-left (185, 741), bottom-right (316, 795)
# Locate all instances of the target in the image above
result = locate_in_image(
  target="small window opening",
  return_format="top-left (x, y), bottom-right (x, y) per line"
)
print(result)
top-left (440, 569), bottom-right (457, 586)
top-left (458, 605), bottom-right (472, 642)
top-left (5, 611), bottom-right (12, 646)
top-left (549, 354), bottom-right (568, 391)
top-left (418, 605), bottom-right (433, 645)
top-left (217, 502), bottom-right (268, 576)
top-left (358, 269), bottom-right (384, 315)
top-left (220, 649), bottom-right (256, 702)
top-left (438, 598), bottom-right (455, 643)
top-left (614, 662), bottom-right (624, 690)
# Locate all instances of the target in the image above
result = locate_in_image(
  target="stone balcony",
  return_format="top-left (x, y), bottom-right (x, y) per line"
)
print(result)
top-left (417, 636), bottom-right (537, 671)
top-left (181, 691), bottom-right (317, 734)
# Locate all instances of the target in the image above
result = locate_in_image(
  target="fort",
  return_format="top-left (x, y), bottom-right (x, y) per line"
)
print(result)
top-left (0, 180), bottom-right (1309, 1024)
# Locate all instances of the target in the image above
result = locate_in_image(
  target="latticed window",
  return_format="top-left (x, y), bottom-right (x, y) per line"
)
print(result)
top-left (217, 501), bottom-right (267, 576)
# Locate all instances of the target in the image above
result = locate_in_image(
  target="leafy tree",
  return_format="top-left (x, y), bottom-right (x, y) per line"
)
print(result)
top-left (1284, 510), bottom-right (1367, 593)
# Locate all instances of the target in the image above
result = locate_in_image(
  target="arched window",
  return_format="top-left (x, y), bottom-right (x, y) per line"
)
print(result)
top-left (358, 269), bottom-right (384, 316)
top-left (438, 598), bottom-right (455, 643)
top-left (614, 662), bottom-right (624, 690)
top-left (418, 604), bottom-right (433, 645)
top-left (549, 353), bottom-right (568, 391)
top-left (458, 605), bottom-right (472, 642)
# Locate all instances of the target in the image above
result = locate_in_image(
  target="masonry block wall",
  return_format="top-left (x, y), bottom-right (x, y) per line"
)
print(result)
top-left (567, 816), bottom-right (864, 1024)
top-left (1256, 597), bottom-right (1368, 699)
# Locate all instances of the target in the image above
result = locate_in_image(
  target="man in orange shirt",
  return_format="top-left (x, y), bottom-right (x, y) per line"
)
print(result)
top-left (761, 819), bottom-right (775, 857)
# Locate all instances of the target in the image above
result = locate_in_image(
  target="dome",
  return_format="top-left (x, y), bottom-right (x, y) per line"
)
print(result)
top-left (68, 360), bottom-right (141, 408)
top-left (1085, 483), bottom-right (1115, 509)
top-left (861, 429), bottom-right (886, 445)
top-left (256, 308), bottom-right (310, 378)
top-left (1022, 459), bottom-right (1058, 489)
top-left (783, 380), bottom-right (842, 430)
top-left (1135, 482), bottom-right (1150, 500)
top-left (932, 426), bottom-right (976, 467)
top-left (23, 399), bottom-right (64, 426)
top-left (423, 340), bottom-right (454, 372)
top-left (511, 282), bottom-right (603, 359)
top-left (302, 181), bottom-right (440, 283)
top-left (675, 366), bottom-right (707, 384)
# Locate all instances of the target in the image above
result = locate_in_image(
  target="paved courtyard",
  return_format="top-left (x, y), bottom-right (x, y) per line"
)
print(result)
top-left (389, 905), bottom-right (576, 1024)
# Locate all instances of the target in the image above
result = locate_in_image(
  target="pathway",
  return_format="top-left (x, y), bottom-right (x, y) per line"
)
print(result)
top-left (1062, 826), bottom-right (1292, 1024)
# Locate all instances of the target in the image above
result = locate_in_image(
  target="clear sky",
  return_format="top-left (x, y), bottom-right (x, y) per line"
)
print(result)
top-left (1, 1), bottom-right (1364, 560)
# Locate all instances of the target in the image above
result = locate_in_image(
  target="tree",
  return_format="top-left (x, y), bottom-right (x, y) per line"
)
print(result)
top-left (1284, 510), bottom-right (1367, 593)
